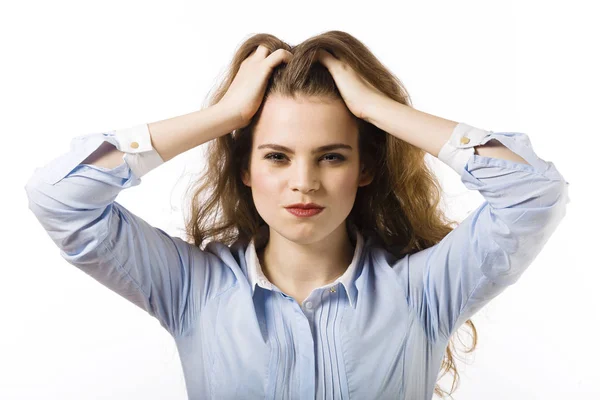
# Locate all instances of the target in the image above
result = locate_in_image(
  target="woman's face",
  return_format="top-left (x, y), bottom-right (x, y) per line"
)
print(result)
top-left (242, 94), bottom-right (373, 245)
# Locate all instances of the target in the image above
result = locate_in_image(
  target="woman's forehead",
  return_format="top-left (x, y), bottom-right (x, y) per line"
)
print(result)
top-left (253, 95), bottom-right (359, 147)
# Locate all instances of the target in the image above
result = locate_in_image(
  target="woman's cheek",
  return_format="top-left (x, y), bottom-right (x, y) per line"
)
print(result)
top-left (252, 169), bottom-right (280, 193)
top-left (334, 168), bottom-right (360, 194)
top-left (249, 171), bottom-right (281, 214)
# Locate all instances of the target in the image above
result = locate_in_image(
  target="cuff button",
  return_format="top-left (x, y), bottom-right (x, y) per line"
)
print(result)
top-left (460, 136), bottom-right (470, 144)
top-left (130, 141), bottom-right (139, 149)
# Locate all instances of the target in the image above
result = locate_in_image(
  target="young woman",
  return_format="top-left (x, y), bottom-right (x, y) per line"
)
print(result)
top-left (25, 31), bottom-right (570, 399)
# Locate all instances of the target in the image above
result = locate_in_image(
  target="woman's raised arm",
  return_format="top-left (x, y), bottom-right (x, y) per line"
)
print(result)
top-left (23, 107), bottom-right (240, 338)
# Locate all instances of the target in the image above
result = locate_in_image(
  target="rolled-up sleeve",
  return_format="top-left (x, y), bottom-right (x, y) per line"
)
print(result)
top-left (404, 122), bottom-right (570, 342)
top-left (24, 124), bottom-right (218, 338)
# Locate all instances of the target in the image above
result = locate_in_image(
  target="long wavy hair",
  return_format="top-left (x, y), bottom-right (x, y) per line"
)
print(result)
top-left (182, 30), bottom-right (477, 398)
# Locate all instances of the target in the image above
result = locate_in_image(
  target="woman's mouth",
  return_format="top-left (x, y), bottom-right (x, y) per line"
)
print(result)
top-left (285, 208), bottom-right (324, 217)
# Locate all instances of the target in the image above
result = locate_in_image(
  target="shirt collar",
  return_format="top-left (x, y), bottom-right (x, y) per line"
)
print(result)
top-left (245, 223), bottom-right (364, 308)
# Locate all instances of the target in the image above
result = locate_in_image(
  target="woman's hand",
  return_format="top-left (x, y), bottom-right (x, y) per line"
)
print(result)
top-left (218, 45), bottom-right (293, 128)
top-left (317, 49), bottom-right (387, 121)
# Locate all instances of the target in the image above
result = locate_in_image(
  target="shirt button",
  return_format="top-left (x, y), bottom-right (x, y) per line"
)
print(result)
top-left (130, 141), bottom-right (139, 149)
top-left (460, 136), bottom-right (470, 144)
top-left (330, 286), bottom-right (336, 293)
top-left (304, 301), bottom-right (313, 309)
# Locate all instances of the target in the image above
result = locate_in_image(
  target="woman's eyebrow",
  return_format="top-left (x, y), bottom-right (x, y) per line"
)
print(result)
top-left (257, 143), bottom-right (353, 154)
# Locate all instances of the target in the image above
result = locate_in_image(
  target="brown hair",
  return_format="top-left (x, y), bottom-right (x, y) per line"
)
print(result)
top-left (183, 30), bottom-right (477, 398)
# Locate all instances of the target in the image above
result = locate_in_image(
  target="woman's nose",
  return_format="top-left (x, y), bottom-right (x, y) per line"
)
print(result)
top-left (289, 163), bottom-right (320, 192)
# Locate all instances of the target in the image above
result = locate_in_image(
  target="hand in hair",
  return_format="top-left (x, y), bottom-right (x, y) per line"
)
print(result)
top-left (317, 49), bottom-right (387, 121)
top-left (218, 45), bottom-right (293, 128)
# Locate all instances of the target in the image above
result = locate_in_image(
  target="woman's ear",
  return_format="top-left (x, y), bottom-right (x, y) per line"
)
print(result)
top-left (358, 163), bottom-right (374, 187)
top-left (241, 169), bottom-right (251, 187)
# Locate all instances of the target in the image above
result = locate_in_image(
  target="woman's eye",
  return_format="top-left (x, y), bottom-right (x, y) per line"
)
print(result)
top-left (322, 154), bottom-right (345, 162)
top-left (264, 153), bottom-right (287, 162)
top-left (264, 153), bottom-right (345, 163)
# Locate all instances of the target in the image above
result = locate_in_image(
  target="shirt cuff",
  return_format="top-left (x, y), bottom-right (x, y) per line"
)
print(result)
top-left (38, 123), bottom-right (165, 186)
top-left (110, 123), bottom-right (165, 179)
top-left (437, 122), bottom-right (493, 175)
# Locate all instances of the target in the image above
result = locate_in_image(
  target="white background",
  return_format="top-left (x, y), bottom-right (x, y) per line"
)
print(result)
top-left (2, 0), bottom-right (596, 399)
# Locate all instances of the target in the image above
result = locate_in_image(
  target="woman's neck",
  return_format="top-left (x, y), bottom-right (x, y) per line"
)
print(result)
top-left (256, 224), bottom-right (356, 299)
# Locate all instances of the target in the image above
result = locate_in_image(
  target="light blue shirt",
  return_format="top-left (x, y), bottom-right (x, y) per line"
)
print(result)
top-left (24, 122), bottom-right (570, 399)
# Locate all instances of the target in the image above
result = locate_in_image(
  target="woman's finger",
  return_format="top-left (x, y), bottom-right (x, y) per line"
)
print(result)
top-left (316, 49), bottom-right (338, 71)
top-left (254, 45), bottom-right (270, 59)
top-left (264, 48), bottom-right (293, 70)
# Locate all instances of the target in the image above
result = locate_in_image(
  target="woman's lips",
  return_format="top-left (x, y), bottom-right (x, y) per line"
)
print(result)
top-left (286, 207), bottom-right (324, 217)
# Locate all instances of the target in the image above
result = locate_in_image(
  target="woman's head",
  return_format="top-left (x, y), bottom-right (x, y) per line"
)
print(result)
top-left (190, 30), bottom-right (434, 253)
top-left (183, 30), bottom-right (476, 398)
